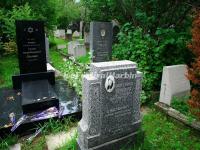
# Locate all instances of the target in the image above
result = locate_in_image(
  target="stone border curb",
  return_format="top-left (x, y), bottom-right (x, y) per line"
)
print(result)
top-left (155, 102), bottom-right (200, 131)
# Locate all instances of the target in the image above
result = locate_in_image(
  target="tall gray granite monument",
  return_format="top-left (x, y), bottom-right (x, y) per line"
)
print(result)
top-left (90, 22), bottom-right (113, 62)
top-left (77, 60), bottom-right (142, 150)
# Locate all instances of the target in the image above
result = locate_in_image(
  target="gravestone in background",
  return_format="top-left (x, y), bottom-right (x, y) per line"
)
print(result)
top-left (13, 20), bottom-right (59, 114)
top-left (84, 32), bottom-right (90, 49)
top-left (54, 29), bottom-right (66, 39)
top-left (73, 44), bottom-right (86, 58)
top-left (77, 60), bottom-right (143, 150)
top-left (68, 41), bottom-right (80, 55)
top-left (45, 36), bottom-right (49, 62)
top-left (80, 21), bottom-right (84, 38)
top-left (159, 65), bottom-right (191, 105)
top-left (68, 41), bottom-right (86, 58)
top-left (73, 31), bottom-right (80, 38)
top-left (90, 22), bottom-right (113, 62)
top-left (59, 29), bottom-right (66, 39)
top-left (66, 29), bottom-right (72, 41)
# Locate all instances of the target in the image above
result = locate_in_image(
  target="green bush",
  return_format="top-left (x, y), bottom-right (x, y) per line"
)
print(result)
top-left (113, 23), bottom-right (191, 104)
top-left (3, 40), bottom-right (17, 55)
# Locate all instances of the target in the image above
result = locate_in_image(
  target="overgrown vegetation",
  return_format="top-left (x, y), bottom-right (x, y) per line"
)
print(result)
top-left (50, 49), bottom-right (87, 96)
top-left (76, 53), bottom-right (91, 64)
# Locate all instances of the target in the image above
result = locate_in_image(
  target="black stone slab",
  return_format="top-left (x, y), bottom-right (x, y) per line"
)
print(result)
top-left (22, 80), bottom-right (59, 114)
top-left (12, 71), bottom-right (55, 90)
top-left (90, 22), bottom-right (113, 62)
top-left (0, 89), bottom-right (22, 129)
top-left (0, 79), bottom-right (82, 133)
top-left (16, 20), bottom-right (47, 74)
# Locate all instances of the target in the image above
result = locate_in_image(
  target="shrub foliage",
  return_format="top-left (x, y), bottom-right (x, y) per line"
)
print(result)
top-left (113, 23), bottom-right (191, 103)
top-left (187, 11), bottom-right (200, 119)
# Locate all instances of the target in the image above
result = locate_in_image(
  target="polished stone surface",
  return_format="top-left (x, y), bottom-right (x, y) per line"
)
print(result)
top-left (90, 22), bottom-right (113, 62)
top-left (0, 79), bottom-right (81, 131)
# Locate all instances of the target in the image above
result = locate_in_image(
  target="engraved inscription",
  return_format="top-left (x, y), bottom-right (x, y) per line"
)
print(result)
top-left (103, 80), bottom-right (134, 136)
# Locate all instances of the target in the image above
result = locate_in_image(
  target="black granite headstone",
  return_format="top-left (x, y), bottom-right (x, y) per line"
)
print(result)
top-left (90, 22), bottom-right (113, 62)
top-left (13, 20), bottom-right (58, 114)
top-left (16, 20), bottom-right (47, 74)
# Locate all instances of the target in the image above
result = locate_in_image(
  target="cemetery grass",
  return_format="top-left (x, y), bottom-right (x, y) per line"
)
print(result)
top-left (0, 134), bottom-right (18, 150)
top-left (171, 97), bottom-right (199, 121)
top-left (0, 55), bottom-right (19, 88)
top-left (58, 109), bottom-right (200, 150)
top-left (76, 53), bottom-right (91, 64)
top-left (49, 36), bottom-right (67, 45)
top-left (0, 117), bottom-right (77, 150)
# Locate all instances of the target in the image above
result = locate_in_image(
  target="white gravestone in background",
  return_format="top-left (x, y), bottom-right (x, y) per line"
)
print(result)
top-left (54, 29), bottom-right (65, 39)
top-left (84, 32), bottom-right (90, 44)
top-left (67, 29), bottom-right (72, 35)
top-left (45, 37), bottom-right (49, 62)
top-left (159, 65), bottom-right (191, 105)
top-left (68, 41), bottom-right (80, 55)
top-left (72, 31), bottom-right (80, 38)
top-left (73, 44), bottom-right (86, 58)
top-left (59, 29), bottom-right (66, 39)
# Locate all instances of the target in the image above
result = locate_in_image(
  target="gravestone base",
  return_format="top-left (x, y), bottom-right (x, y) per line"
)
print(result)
top-left (77, 130), bottom-right (143, 150)
top-left (12, 71), bottom-right (55, 90)
top-left (0, 79), bottom-right (82, 134)
top-left (66, 34), bottom-right (72, 41)
top-left (21, 80), bottom-right (59, 114)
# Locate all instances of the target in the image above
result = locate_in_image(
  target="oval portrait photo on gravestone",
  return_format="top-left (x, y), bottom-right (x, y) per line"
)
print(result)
top-left (105, 75), bottom-right (115, 93)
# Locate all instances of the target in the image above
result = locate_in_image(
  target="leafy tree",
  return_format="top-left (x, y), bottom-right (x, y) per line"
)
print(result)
top-left (28, 0), bottom-right (58, 29)
top-left (2, 3), bottom-right (37, 40)
top-left (82, 0), bottom-right (113, 21)
top-left (82, 0), bottom-right (193, 33)
top-left (1, 3), bottom-right (37, 55)
top-left (0, 0), bottom-right (58, 30)
top-left (56, 0), bottom-right (82, 29)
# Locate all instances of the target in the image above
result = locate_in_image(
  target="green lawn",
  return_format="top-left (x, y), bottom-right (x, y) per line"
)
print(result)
top-left (141, 109), bottom-right (200, 150)
top-left (0, 55), bottom-right (19, 88)
top-left (49, 36), bottom-right (68, 45)
top-left (76, 53), bottom-right (91, 64)
top-left (58, 109), bottom-right (200, 150)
